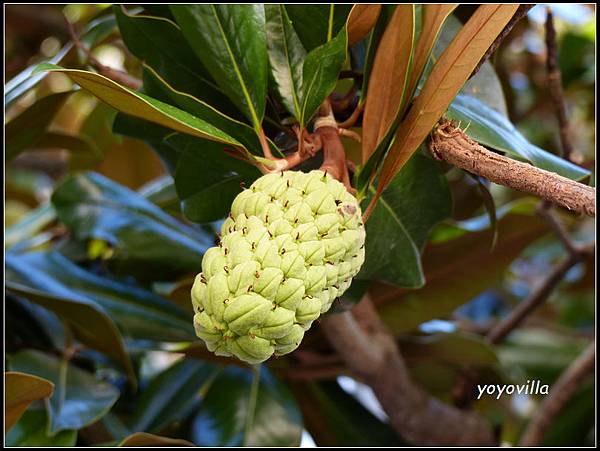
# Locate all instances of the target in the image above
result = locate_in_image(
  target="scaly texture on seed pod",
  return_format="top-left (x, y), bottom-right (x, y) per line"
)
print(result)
top-left (191, 170), bottom-right (366, 364)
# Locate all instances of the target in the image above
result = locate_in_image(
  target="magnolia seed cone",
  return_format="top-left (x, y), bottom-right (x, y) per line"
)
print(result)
top-left (191, 170), bottom-right (366, 364)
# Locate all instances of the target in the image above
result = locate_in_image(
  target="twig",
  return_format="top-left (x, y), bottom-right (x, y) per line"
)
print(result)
top-left (429, 120), bottom-right (595, 216)
top-left (470, 5), bottom-right (535, 79)
top-left (545, 8), bottom-right (574, 160)
top-left (519, 341), bottom-right (595, 446)
top-left (486, 254), bottom-right (578, 344)
top-left (536, 200), bottom-right (580, 256)
top-left (337, 102), bottom-right (364, 129)
top-left (321, 294), bottom-right (496, 446)
top-left (65, 16), bottom-right (141, 90)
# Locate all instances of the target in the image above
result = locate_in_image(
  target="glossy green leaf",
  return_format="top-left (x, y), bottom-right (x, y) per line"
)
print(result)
top-left (5, 250), bottom-right (195, 342)
top-left (375, 199), bottom-right (550, 333)
top-left (285, 5), bottom-right (352, 51)
top-left (5, 409), bottom-right (77, 447)
top-left (51, 171), bottom-right (211, 279)
top-left (289, 380), bottom-right (402, 446)
top-left (142, 66), bottom-right (267, 154)
top-left (9, 350), bottom-right (120, 435)
top-left (6, 282), bottom-right (135, 383)
top-left (192, 366), bottom-right (303, 447)
top-left (129, 358), bottom-right (220, 433)
top-left (299, 26), bottom-right (348, 124)
top-left (265, 5), bottom-right (306, 121)
top-left (6, 92), bottom-right (73, 161)
top-left (167, 134), bottom-right (262, 223)
top-left (34, 64), bottom-right (242, 146)
top-left (119, 432), bottom-right (195, 447)
top-left (359, 152), bottom-right (452, 287)
top-left (447, 94), bottom-right (590, 181)
top-left (114, 6), bottom-right (238, 115)
top-left (171, 5), bottom-right (268, 130)
top-left (5, 371), bottom-right (54, 431)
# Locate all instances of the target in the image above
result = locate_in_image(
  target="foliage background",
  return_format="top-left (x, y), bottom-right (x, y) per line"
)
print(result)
top-left (4, 4), bottom-right (596, 447)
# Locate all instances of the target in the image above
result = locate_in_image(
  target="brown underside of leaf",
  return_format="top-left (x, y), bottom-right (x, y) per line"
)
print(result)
top-left (347, 4), bottom-right (382, 47)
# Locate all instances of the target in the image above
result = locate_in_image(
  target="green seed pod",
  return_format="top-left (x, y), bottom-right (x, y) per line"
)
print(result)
top-left (191, 170), bottom-right (366, 364)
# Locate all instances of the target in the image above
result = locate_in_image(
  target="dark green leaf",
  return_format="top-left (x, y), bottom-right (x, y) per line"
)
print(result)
top-left (359, 152), bottom-right (452, 287)
top-left (167, 134), bottom-right (262, 223)
top-left (6, 92), bottom-right (73, 161)
top-left (6, 282), bottom-right (135, 383)
top-left (299, 27), bottom-right (348, 124)
top-left (114, 6), bottom-right (237, 115)
top-left (51, 171), bottom-right (211, 278)
top-left (376, 199), bottom-right (549, 333)
top-left (9, 350), bottom-right (120, 435)
top-left (171, 5), bottom-right (268, 130)
top-left (142, 66), bottom-right (267, 154)
top-left (6, 250), bottom-right (195, 342)
top-left (192, 366), bottom-right (303, 447)
top-left (447, 94), bottom-right (590, 181)
top-left (289, 380), bottom-right (402, 446)
top-left (285, 5), bottom-right (352, 51)
top-left (129, 358), bottom-right (220, 433)
top-left (5, 409), bottom-right (77, 447)
top-left (265, 5), bottom-right (306, 121)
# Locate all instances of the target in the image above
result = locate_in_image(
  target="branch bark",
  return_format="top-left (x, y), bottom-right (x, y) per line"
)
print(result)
top-left (321, 295), bottom-right (496, 446)
top-left (519, 341), bottom-right (595, 446)
top-left (429, 120), bottom-right (595, 216)
top-left (545, 8), bottom-right (574, 160)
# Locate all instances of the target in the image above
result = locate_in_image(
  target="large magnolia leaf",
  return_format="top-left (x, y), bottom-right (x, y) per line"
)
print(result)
top-left (6, 92), bottom-right (73, 161)
top-left (114, 6), bottom-right (236, 113)
top-left (6, 250), bottom-right (195, 342)
top-left (346, 5), bottom-right (382, 47)
top-left (170, 5), bottom-right (268, 131)
top-left (192, 366), bottom-right (303, 447)
top-left (51, 171), bottom-right (211, 279)
top-left (362, 5), bottom-right (415, 163)
top-left (5, 372), bottom-right (54, 431)
top-left (129, 358), bottom-right (220, 433)
top-left (5, 282), bottom-right (135, 383)
top-left (9, 350), bottom-right (120, 435)
top-left (284, 5), bottom-right (352, 52)
top-left (371, 5), bottom-right (520, 216)
top-left (359, 152), bottom-right (451, 287)
top-left (375, 199), bottom-right (550, 333)
top-left (34, 64), bottom-right (241, 146)
top-left (265, 4), bottom-right (306, 121)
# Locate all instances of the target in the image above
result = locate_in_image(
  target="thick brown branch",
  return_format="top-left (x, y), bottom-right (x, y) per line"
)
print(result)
top-left (545, 8), bottom-right (574, 160)
top-left (321, 295), bottom-right (496, 446)
top-left (430, 120), bottom-right (595, 216)
top-left (520, 341), bottom-right (595, 446)
top-left (470, 5), bottom-right (534, 79)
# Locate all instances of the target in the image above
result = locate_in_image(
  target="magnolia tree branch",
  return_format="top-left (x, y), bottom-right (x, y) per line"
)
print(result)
top-left (519, 341), bottom-right (595, 446)
top-left (545, 8), bottom-right (574, 160)
top-left (486, 244), bottom-right (593, 344)
top-left (429, 120), bottom-right (595, 216)
top-left (321, 295), bottom-right (496, 446)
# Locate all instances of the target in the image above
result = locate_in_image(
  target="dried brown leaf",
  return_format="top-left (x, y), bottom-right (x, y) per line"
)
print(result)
top-left (362, 5), bottom-right (415, 163)
top-left (347, 4), bottom-right (382, 47)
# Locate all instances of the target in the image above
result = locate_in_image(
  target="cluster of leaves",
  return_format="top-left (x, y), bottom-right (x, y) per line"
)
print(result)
top-left (5, 4), bottom-right (594, 446)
